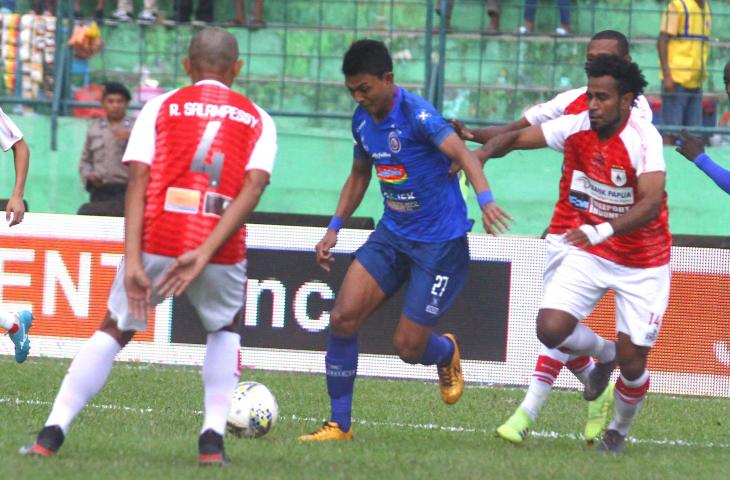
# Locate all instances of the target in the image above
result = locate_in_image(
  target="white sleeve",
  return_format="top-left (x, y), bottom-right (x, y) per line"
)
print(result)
top-left (122, 90), bottom-right (175, 165)
top-left (0, 108), bottom-right (23, 151)
top-left (632, 95), bottom-right (654, 123)
top-left (246, 105), bottom-right (277, 174)
top-left (540, 112), bottom-right (590, 153)
top-left (523, 87), bottom-right (586, 125)
top-left (624, 119), bottom-right (667, 177)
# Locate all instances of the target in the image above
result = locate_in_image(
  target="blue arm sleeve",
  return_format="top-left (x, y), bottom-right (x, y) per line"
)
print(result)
top-left (694, 153), bottom-right (730, 195)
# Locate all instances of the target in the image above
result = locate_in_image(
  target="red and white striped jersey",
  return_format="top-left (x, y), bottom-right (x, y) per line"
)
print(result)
top-left (524, 86), bottom-right (653, 125)
top-left (541, 111), bottom-right (670, 268)
top-left (0, 107), bottom-right (23, 151)
top-left (122, 80), bottom-right (277, 264)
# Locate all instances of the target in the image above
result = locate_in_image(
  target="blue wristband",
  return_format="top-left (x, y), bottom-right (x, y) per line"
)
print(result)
top-left (477, 190), bottom-right (494, 208)
top-left (328, 215), bottom-right (344, 231)
top-left (693, 152), bottom-right (710, 165)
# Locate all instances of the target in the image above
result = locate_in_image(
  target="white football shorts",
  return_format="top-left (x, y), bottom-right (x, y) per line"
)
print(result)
top-left (107, 252), bottom-right (247, 332)
top-left (541, 234), bottom-right (670, 347)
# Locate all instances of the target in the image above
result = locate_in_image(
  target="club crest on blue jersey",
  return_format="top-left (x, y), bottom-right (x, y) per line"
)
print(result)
top-left (388, 131), bottom-right (401, 153)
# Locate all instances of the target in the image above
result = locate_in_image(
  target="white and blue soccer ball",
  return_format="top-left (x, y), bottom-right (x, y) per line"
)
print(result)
top-left (226, 381), bottom-right (279, 438)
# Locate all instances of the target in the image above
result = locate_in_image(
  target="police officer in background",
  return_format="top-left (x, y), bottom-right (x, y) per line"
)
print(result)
top-left (78, 82), bottom-right (134, 217)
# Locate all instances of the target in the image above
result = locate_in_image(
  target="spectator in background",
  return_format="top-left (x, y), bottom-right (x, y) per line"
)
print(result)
top-left (77, 82), bottom-right (133, 217)
top-left (657, 0), bottom-right (711, 144)
top-left (170, 0), bottom-right (212, 25)
top-left (230, 0), bottom-right (265, 29)
top-left (434, 0), bottom-right (501, 35)
top-left (674, 61), bottom-right (730, 195)
top-left (107, 0), bottom-right (159, 24)
top-left (32, 0), bottom-right (83, 18)
top-left (518, 0), bottom-right (571, 36)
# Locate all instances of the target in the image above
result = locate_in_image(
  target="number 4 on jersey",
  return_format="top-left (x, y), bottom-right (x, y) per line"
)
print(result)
top-left (191, 120), bottom-right (225, 187)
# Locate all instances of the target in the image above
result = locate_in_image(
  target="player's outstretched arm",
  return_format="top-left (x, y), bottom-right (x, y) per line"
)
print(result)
top-left (5, 139), bottom-right (29, 226)
top-left (463, 117), bottom-right (531, 145)
top-left (123, 161), bottom-right (152, 319)
top-left (315, 159), bottom-right (372, 271)
top-left (564, 172), bottom-right (666, 248)
top-left (474, 125), bottom-right (548, 165)
top-left (677, 130), bottom-right (730, 194)
top-left (157, 169), bottom-right (271, 297)
top-left (440, 133), bottom-right (512, 235)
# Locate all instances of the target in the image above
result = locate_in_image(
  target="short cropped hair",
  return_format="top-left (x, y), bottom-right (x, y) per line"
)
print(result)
top-left (342, 39), bottom-right (393, 77)
top-left (590, 30), bottom-right (630, 57)
top-left (103, 81), bottom-right (131, 102)
top-left (586, 55), bottom-right (647, 103)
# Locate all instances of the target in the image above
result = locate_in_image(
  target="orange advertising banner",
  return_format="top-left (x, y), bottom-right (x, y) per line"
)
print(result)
top-left (0, 235), bottom-right (156, 342)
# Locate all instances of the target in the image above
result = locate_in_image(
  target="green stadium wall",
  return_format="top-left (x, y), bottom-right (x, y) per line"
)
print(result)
top-left (1, 114), bottom-right (728, 237)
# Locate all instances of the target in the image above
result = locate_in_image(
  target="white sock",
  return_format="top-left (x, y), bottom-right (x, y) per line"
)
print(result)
top-left (45, 331), bottom-right (121, 434)
top-left (558, 324), bottom-right (614, 362)
top-left (200, 331), bottom-right (241, 436)
top-left (565, 355), bottom-right (595, 385)
top-left (609, 370), bottom-right (650, 436)
top-left (0, 311), bottom-right (17, 331)
top-left (520, 349), bottom-right (568, 420)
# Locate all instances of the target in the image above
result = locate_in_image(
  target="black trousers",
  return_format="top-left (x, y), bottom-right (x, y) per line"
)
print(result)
top-left (172, 0), bottom-right (213, 22)
top-left (77, 183), bottom-right (126, 217)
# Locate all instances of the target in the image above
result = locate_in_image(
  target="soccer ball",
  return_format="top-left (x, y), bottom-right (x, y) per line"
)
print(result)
top-left (226, 381), bottom-right (279, 438)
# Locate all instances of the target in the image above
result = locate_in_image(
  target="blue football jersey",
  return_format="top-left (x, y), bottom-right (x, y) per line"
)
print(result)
top-left (351, 87), bottom-right (470, 242)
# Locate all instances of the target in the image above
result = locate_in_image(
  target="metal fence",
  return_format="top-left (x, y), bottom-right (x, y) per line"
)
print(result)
top-left (0, 0), bottom-right (728, 148)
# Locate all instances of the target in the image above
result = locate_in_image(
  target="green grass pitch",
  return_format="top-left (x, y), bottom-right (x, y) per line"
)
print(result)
top-left (2, 356), bottom-right (728, 479)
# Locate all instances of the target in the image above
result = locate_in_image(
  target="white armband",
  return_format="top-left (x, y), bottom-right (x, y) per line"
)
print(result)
top-left (578, 222), bottom-right (614, 246)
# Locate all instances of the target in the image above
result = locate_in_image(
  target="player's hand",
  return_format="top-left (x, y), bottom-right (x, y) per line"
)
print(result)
top-left (563, 227), bottom-right (590, 248)
top-left (481, 202), bottom-right (512, 235)
top-left (87, 173), bottom-right (103, 188)
top-left (662, 75), bottom-right (675, 93)
top-left (448, 118), bottom-right (474, 141)
top-left (124, 262), bottom-right (152, 320)
top-left (5, 195), bottom-right (25, 226)
top-left (676, 129), bottom-right (705, 162)
top-left (315, 230), bottom-right (338, 272)
top-left (157, 249), bottom-right (210, 297)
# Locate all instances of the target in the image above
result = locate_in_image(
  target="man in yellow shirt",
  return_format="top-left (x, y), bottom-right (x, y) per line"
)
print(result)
top-left (657, 0), bottom-right (711, 144)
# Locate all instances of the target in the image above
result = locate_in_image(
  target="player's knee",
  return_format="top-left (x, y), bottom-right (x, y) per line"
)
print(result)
top-left (329, 309), bottom-right (359, 337)
top-left (392, 335), bottom-right (423, 364)
top-left (535, 322), bottom-right (564, 349)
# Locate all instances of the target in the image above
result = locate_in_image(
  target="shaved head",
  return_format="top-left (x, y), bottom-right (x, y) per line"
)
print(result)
top-left (188, 27), bottom-right (239, 74)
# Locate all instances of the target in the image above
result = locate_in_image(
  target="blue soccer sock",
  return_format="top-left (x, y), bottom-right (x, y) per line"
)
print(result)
top-left (419, 333), bottom-right (454, 367)
top-left (326, 333), bottom-right (358, 432)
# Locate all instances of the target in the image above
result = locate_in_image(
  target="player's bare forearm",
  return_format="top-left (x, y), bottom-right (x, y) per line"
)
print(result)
top-left (608, 171), bottom-right (665, 236)
top-left (10, 139), bottom-right (29, 199)
top-left (124, 162), bottom-right (150, 269)
top-left (476, 125), bottom-right (547, 164)
top-left (469, 117), bottom-right (531, 145)
top-left (197, 169), bottom-right (271, 260)
top-left (333, 159), bottom-right (372, 219)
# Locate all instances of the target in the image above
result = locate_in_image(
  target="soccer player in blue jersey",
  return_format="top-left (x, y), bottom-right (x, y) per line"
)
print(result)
top-left (675, 60), bottom-right (730, 195)
top-left (298, 39), bottom-right (512, 441)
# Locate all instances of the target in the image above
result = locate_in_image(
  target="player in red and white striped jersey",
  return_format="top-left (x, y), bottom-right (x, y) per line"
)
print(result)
top-left (22, 28), bottom-right (276, 465)
top-left (0, 108), bottom-right (33, 363)
top-left (478, 55), bottom-right (669, 454)
top-left (456, 30), bottom-right (653, 445)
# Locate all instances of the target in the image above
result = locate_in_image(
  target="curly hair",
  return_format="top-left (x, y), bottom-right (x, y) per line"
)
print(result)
top-left (585, 54), bottom-right (647, 103)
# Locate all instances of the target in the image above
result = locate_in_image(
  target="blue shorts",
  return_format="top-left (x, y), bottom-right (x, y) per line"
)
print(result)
top-left (353, 223), bottom-right (470, 327)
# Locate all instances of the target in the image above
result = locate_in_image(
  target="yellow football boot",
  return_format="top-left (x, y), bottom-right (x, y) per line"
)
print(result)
top-left (437, 333), bottom-right (464, 405)
top-left (585, 383), bottom-right (615, 445)
top-left (297, 421), bottom-right (353, 442)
